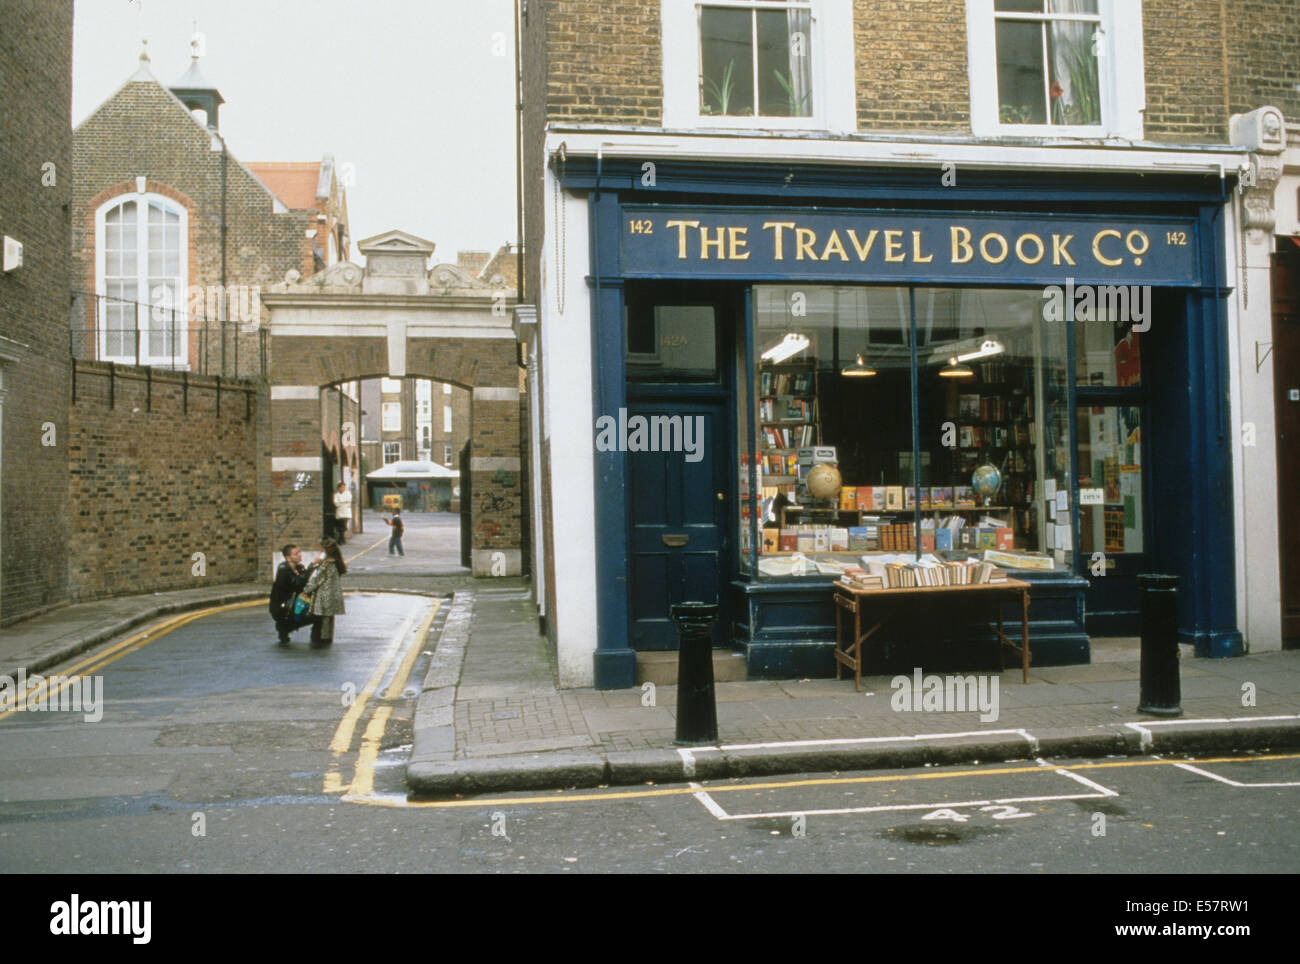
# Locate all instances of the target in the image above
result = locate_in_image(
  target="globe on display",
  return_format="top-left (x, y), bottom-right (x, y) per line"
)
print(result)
top-left (972, 463), bottom-right (1002, 505)
top-left (806, 462), bottom-right (842, 501)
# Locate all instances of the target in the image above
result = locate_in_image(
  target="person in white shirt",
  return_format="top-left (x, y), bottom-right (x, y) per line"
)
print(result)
top-left (332, 482), bottom-right (352, 543)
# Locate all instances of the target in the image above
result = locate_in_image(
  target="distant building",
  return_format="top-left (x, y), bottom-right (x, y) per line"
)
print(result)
top-left (71, 38), bottom-right (361, 542)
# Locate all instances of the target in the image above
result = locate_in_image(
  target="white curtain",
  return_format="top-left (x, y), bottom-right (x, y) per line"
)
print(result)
top-left (787, 7), bottom-right (813, 116)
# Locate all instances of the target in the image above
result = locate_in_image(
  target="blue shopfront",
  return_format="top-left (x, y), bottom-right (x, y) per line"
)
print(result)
top-left (565, 156), bottom-right (1242, 689)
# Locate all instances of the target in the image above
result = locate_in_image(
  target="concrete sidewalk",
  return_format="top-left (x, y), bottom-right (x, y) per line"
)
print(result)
top-left (406, 587), bottom-right (1300, 795)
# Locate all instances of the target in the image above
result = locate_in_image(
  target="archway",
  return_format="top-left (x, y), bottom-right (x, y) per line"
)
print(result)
top-left (260, 230), bottom-right (521, 577)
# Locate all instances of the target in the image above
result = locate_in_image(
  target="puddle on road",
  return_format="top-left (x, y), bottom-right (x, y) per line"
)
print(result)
top-left (885, 824), bottom-right (1005, 847)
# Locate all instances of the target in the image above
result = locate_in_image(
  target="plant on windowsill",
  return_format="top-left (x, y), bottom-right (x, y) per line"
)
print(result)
top-left (999, 103), bottom-right (1036, 125)
top-left (701, 59), bottom-right (737, 116)
top-left (772, 68), bottom-right (811, 118)
top-left (1052, 35), bottom-right (1100, 127)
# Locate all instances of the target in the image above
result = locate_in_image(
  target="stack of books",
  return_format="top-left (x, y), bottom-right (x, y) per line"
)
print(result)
top-left (837, 566), bottom-right (885, 591)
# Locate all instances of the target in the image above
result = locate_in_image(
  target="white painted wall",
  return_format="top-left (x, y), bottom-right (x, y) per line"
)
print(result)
top-left (1230, 187), bottom-right (1285, 652)
top-left (540, 169), bottom-right (598, 688)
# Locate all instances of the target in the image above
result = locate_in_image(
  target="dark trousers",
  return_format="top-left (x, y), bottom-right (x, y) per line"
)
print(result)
top-left (335, 517), bottom-right (348, 542)
top-left (388, 534), bottom-right (404, 556)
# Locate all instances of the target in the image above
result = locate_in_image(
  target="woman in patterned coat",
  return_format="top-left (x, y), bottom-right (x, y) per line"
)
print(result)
top-left (304, 537), bottom-right (347, 646)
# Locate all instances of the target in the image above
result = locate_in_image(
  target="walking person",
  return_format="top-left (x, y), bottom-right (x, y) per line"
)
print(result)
top-left (332, 481), bottom-right (352, 543)
top-left (269, 543), bottom-right (311, 645)
top-left (303, 537), bottom-right (347, 646)
top-left (383, 506), bottom-right (405, 556)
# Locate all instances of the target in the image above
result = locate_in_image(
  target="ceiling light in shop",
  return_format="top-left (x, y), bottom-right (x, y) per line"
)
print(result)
top-left (761, 332), bottom-right (811, 363)
top-left (841, 353), bottom-right (877, 377)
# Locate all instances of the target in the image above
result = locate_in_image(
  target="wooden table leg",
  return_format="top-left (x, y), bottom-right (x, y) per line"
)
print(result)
top-left (996, 597), bottom-right (1005, 672)
top-left (835, 598), bottom-right (844, 682)
top-left (1021, 587), bottom-right (1030, 684)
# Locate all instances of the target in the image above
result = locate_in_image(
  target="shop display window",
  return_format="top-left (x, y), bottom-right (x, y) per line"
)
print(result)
top-left (743, 284), bottom-right (1073, 577)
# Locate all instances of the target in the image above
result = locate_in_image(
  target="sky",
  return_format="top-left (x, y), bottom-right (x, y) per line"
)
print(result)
top-left (72, 0), bottom-right (519, 264)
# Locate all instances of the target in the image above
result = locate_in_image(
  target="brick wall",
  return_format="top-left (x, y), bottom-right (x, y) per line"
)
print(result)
top-left (67, 362), bottom-right (260, 600)
top-left (1227, 0), bottom-right (1300, 122)
top-left (525, 1), bottom-right (1296, 146)
top-left (543, 0), bottom-right (662, 126)
top-left (1142, 0), bottom-right (1230, 142)
top-left (854, 0), bottom-right (970, 131)
top-left (0, 0), bottom-right (73, 624)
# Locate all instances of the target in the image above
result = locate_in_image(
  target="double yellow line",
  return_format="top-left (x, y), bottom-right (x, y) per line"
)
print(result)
top-left (0, 600), bottom-right (263, 724)
top-left (325, 599), bottom-right (439, 797)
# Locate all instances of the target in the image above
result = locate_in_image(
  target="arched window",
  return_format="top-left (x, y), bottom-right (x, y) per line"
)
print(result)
top-left (96, 192), bottom-right (188, 366)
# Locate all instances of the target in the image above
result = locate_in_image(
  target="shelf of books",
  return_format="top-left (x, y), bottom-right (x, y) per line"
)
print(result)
top-left (751, 358), bottom-right (1054, 577)
top-left (758, 357), bottom-right (819, 499)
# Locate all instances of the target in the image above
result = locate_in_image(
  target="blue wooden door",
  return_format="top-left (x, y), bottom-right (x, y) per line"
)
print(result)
top-left (627, 397), bottom-right (730, 649)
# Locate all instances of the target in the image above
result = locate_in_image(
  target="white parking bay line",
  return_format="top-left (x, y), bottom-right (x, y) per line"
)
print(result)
top-left (1173, 762), bottom-right (1300, 789)
top-left (688, 765), bottom-right (1117, 821)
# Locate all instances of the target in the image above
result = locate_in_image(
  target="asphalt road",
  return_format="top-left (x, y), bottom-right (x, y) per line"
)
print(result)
top-left (1, 593), bottom-right (1297, 876)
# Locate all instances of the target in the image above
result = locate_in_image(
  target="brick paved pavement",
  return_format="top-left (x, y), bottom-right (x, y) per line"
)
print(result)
top-left (441, 588), bottom-right (1300, 761)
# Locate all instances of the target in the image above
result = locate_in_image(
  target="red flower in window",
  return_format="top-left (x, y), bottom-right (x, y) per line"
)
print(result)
top-left (1050, 81), bottom-right (1064, 100)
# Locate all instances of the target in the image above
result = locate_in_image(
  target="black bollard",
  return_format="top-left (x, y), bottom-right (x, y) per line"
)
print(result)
top-left (671, 602), bottom-right (719, 746)
top-left (1137, 574), bottom-right (1182, 716)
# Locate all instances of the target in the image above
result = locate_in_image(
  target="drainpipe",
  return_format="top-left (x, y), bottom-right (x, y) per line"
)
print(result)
top-left (514, 0), bottom-right (525, 301)
top-left (215, 128), bottom-right (229, 377)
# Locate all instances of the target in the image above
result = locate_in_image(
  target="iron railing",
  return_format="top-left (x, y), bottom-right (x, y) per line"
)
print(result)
top-left (69, 289), bottom-right (267, 379)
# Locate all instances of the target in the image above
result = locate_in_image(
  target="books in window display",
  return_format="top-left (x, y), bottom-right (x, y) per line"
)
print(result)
top-left (762, 425), bottom-right (815, 449)
top-left (760, 370), bottom-right (815, 397)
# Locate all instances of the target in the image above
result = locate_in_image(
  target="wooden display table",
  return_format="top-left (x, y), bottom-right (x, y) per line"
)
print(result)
top-left (833, 578), bottom-right (1032, 691)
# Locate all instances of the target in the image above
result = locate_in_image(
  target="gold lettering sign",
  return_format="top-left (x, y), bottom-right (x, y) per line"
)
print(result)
top-left (643, 216), bottom-right (1181, 276)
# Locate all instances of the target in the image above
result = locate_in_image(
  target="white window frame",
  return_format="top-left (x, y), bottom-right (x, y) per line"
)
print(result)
top-left (383, 441), bottom-right (401, 464)
top-left (444, 443), bottom-right (453, 466)
top-left (443, 382), bottom-right (452, 395)
top-left (966, 0), bottom-right (1145, 140)
top-left (382, 402), bottom-right (402, 432)
top-left (380, 377), bottom-right (402, 394)
top-left (662, 0), bottom-right (856, 133)
top-left (443, 405), bottom-right (453, 433)
top-left (95, 191), bottom-right (188, 367)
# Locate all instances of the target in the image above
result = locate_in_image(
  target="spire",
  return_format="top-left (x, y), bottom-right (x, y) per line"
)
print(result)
top-left (130, 39), bottom-right (154, 81)
top-left (169, 30), bottom-right (224, 129)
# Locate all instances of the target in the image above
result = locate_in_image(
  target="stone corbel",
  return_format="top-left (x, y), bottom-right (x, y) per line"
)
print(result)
top-left (1230, 106), bottom-right (1287, 241)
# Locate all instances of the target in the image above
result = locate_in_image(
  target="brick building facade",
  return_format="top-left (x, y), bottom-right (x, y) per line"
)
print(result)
top-left (517, 0), bottom-right (1300, 687)
top-left (71, 47), bottom-right (320, 378)
top-left (0, 0), bottom-right (73, 625)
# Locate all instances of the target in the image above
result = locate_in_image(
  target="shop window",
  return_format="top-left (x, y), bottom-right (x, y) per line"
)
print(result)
top-left (95, 193), bottom-right (187, 366)
top-left (626, 303), bottom-right (719, 381)
top-left (660, 0), bottom-right (856, 132)
top-left (966, 0), bottom-right (1146, 139)
top-left (1075, 314), bottom-right (1142, 387)
top-left (1077, 405), bottom-right (1143, 556)
top-left (742, 285), bottom-right (1073, 579)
